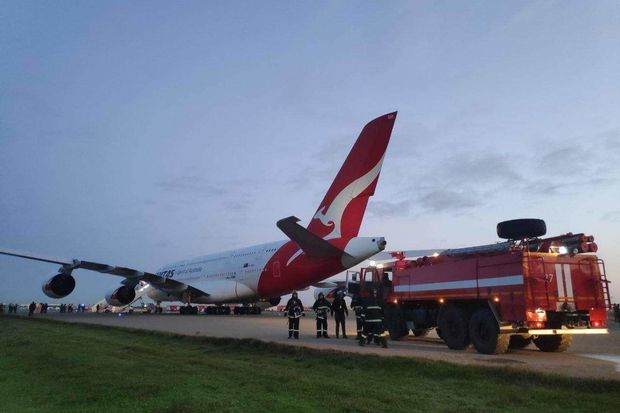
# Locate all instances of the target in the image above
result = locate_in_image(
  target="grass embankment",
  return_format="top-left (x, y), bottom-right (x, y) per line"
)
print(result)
top-left (0, 316), bottom-right (618, 413)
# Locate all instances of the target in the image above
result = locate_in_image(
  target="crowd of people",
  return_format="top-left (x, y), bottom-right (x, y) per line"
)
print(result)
top-left (0, 302), bottom-right (87, 315)
top-left (0, 303), bottom-right (21, 313)
top-left (283, 289), bottom-right (389, 348)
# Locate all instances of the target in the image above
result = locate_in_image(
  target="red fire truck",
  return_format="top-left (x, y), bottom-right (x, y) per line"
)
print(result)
top-left (347, 219), bottom-right (611, 354)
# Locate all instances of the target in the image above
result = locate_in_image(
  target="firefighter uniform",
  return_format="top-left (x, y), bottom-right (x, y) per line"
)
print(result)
top-left (312, 293), bottom-right (332, 338)
top-left (350, 296), bottom-right (364, 339)
top-left (331, 292), bottom-right (348, 338)
top-left (284, 293), bottom-right (304, 339)
top-left (359, 295), bottom-right (388, 348)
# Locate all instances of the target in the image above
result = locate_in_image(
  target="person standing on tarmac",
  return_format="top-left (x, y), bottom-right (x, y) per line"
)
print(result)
top-left (28, 301), bottom-right (36, 316)
top-left (283, 291), bottom-right (304, 339)
top-left (312, 292), bottom-right (332, 338)
top-left (331, 291), bottom-right (348, 338)
top-left (359, 290), bottom-right (388, 348)
top-left (350, 295), bottom-right (364, 339)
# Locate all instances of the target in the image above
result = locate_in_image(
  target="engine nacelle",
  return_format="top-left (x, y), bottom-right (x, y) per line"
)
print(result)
top-left (42, 273), bottom-right (76, 299)
top-left (105, 285), bottom-right (136, 306)
top-left (256, 296), bottom-right (281, 309)
top-left (314, 286), bottom-right (345, 302)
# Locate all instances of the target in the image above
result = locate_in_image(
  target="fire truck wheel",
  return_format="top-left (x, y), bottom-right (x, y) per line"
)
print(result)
top-left (533, 334), bottom-right (573, 352)
top-left (469, 308), bottom-right (510, 354)
top-left (508, 334), bottom-right (532, 349)
top-left (413, 329), bottom-right (431, 337)
top-left (384, 304), bottom-right (409, 340)
top-left (437, 304), bottom-right (470, 350)
top-left (496, 218), bottom-right (546, 240)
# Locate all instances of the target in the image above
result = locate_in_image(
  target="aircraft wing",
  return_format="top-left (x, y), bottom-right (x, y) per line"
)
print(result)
top-left (0, 247), bottom-right (206, 296)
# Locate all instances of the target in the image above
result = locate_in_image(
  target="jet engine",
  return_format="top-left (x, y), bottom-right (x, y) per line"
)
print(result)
top-left (105, 285), bottom-right (136, 306)
top-left (256, 296), bottom-right (281, 309)
top-left (42, 273), bottom-right (76, 299)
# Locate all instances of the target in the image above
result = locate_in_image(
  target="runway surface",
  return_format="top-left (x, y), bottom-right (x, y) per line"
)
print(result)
top-left (39, 312), bottom-right (620, 380)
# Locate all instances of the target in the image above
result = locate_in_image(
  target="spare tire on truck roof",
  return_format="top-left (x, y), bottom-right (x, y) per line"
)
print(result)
top-left (497, 218), bottom-right (546, 240)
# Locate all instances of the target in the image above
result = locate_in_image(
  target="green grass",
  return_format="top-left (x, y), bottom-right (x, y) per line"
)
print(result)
top-left (1, 316), bottom-right (619, 413)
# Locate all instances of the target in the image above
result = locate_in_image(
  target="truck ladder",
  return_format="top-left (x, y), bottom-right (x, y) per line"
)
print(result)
top-left (597, 259), bottom-right (612, 309)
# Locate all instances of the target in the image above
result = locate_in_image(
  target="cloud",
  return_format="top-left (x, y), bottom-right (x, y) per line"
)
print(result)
top-left (602, 210), bottom-right (620, 222)
top-left (368, 200), bottom-right (413, 217)
top-left (157, 175), bottom-right (228, 196)
top-left (417, 189), bottom-right (482, 212)
top-left (379, 127), bottom-right (620, 216)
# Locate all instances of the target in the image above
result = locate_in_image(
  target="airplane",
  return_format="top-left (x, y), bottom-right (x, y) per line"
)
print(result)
top-left (0, 112), bottom-right (398, 312)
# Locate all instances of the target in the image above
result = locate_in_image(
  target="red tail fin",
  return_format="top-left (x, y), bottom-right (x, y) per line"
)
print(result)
top-left (307, 112), bottom-right (397, 239)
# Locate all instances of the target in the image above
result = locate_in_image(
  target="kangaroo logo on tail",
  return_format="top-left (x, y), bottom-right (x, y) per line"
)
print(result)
top-left (307, 112), bottom-right (397, 239)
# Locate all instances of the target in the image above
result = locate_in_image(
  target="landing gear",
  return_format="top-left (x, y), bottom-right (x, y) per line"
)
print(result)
top-left (233, 305), bottom-right (262, 315)
top-left (204, 305), bottom-right (232, 315)
top-left (180, 305), bottom-right (198, 315)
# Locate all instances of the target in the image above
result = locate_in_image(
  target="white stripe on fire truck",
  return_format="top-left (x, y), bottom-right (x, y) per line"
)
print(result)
top-left (555, 264), bottom-right (565, 297)
top-left (563, 264), bottom-right (574, 297)
top-left (393, 275), bottom-right (523, 293)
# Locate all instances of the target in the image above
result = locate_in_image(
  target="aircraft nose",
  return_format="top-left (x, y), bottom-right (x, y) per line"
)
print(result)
top-left (377, 237), bottom-right (387, 250)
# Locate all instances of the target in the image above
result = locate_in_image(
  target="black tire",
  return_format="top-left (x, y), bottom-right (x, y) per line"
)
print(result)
top-left (384, 304), bottom-right (409, 340)
top-left (469, 308), bottom-right (510, 354)
top-left (437, 304), bottom-right (470, 350)
top-left (509, 335), bottom-right (532, 349)
top-left (413, 329), bottom-right (431, 337)
top-left (533, 335), bottom-right (573, 352)
top-left (497, 219), bottom-right (546, 240)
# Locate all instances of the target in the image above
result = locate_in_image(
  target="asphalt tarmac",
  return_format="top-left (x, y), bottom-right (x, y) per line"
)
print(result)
top-left (38, 312), bottom-right (620, 380)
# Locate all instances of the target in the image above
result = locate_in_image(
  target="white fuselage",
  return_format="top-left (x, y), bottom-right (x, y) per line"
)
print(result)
top-left (148, 240), bottom-right (286, 304)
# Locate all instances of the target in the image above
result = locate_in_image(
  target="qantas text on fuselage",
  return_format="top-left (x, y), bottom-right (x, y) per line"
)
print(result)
top-left (0, 112), bottom-right (397, 307)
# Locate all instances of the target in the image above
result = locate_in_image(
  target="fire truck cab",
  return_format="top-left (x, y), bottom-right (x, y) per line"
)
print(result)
top-left (348, 219), bottom-right (611, 354)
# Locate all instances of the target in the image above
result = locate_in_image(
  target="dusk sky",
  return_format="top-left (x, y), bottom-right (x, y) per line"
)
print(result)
top-left (1, 1), bottom-right (619, 304)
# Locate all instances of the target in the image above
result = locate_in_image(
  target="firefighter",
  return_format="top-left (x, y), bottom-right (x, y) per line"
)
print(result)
top-left (350, 295), bottom-right (364, 339)
top-left (359, 289), bottom-right (388, 348)
top-left (614, 303), bottom-right (620, 323)
top-left (283, 291), bottom-right (304, 339)
top-left (331, 290), bottom-right (348, 338)
top-left (312, 292), bottom-right (331, 338)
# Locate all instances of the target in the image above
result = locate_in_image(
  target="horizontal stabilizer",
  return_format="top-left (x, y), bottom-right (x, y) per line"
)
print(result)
top-left (312, 281), bottom-right (347, 289)
top-left (371, 249), bottom-right (444, 261)
top-left (277, 216), bottom-right (352, 259)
